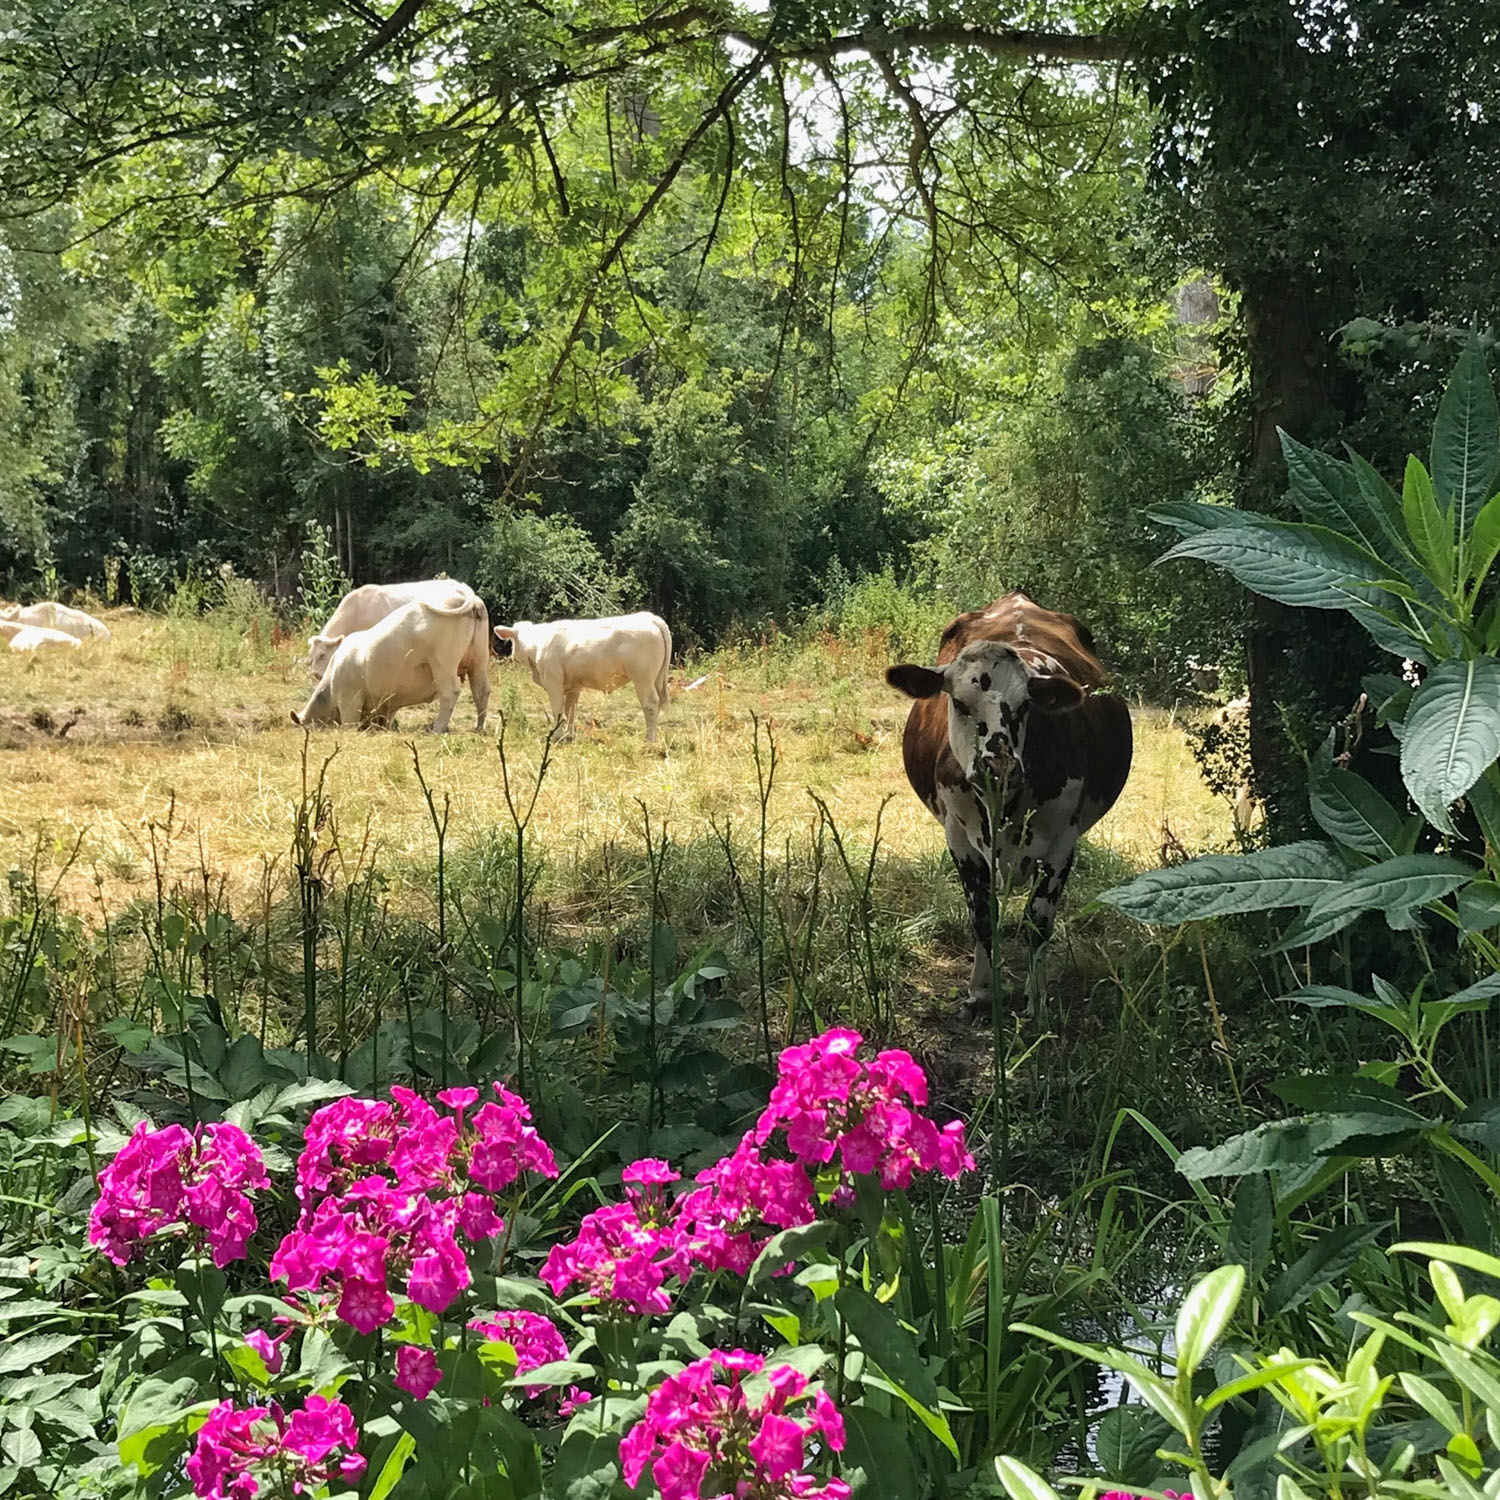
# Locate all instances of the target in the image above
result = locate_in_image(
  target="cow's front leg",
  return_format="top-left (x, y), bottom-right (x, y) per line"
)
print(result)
top-left (956, 849), bottom-right (996, 1019)
top-left (562, 687), bottom-right (581, 741)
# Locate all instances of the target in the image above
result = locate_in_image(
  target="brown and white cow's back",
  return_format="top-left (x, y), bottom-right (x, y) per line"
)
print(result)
top-left (888, 592), bottom-right (1132, 1015)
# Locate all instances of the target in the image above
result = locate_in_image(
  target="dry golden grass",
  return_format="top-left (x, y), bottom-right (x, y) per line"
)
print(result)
top-left (0, 610), bottom-right (1232, 916)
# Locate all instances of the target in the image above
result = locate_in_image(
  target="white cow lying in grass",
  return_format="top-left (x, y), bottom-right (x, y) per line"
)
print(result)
top-left (307, 580), bottom-right (490, 731)
top-left (0, 601), bottom-right (110, 640)
top-left (494, 612), bottom-right (672, 742)
top-left (293, 595), bottom-right (487, 733)
top-left (0, 620), bottom-right (82, 653)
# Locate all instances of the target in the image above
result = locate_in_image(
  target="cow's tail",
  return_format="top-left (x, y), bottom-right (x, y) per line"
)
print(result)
top-left (655, 617), bottom-right (672, 707)
top-left (419, 585), bottom-right (480, 617)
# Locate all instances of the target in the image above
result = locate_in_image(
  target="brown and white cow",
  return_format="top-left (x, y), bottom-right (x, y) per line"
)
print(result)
top-left (886, 593), bottom-right (1133, 1015)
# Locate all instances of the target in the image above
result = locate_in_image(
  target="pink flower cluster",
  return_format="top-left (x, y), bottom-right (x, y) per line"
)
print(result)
top-left (543, 1031), bottom-right (971, 1309)
top-left (271, 1084), bottom-right (558, 1334)
top-left (620, 1351), bottom-right (848, 1500)
top-left (89, 1120), bottom-right (268, 1268)
top-left (186, 1395), bottom-right (364, 1500)
top-left (470, 1309), bottom-right (590, 1412)
top-left (755, 1029), bottom-right (974, 1188)
top-left (541, 1159), bottom-right (692, 1314)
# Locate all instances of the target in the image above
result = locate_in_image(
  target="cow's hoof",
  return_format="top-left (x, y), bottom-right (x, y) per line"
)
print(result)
top-left (961, 994), bottom-right (995, 1023)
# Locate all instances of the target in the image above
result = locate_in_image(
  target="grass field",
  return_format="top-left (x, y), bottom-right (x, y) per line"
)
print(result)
top-left (0, 608), bottom-right (1230, 922)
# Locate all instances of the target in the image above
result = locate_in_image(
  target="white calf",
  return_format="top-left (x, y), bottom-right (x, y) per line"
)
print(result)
top-left (494, 612), bottom-right (672, 742)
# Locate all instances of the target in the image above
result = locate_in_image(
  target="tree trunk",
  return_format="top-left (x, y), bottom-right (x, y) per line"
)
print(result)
top-left (1241, 284), bottom-right (1376, 838)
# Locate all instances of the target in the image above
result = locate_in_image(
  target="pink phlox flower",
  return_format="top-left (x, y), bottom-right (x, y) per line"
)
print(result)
top-left (541, 1192), bottom-right (691, 1315)
top-left (243, 1328), bottom-right (289, 1376)
top-left (621, 1352), bottom-right (846, 1500)
top-left (89, 1120), bottom-right (267, 1269)
top-left (467, 1085), bottom-right (559, 1192)
top-left (622, 1158), bottom-right (679, 1187)
top-left (395, 1345), bottom-right (443, 1400)
top-left (186, 1398), bottom-right (363, 1500)
top-left (296, 1098), bottom-right (395, 1206)
top-left (470, 1309), bottom-right (573, 1399)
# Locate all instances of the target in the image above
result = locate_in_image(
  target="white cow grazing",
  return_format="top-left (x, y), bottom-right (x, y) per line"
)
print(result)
top-left (0, 620), bottom-right (82, 653)
top-left (0, 602), bottom-right (110, 641)
top-left (494, 612), bottom-right (672, 742)
top-left (292, 596), bottom-right (486, 733)
top-left (308, 580), bottom-right (490, 731)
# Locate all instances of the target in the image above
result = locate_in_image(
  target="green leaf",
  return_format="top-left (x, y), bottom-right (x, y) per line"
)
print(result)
top-left (1392, 1242), bottom-right (1500, 1282)
top-left (1203, 1358), bottom-right (1321, 1412)
top-left (1227, 1176), bottom-right (1273, 1273)
top-left (1458, 879), bottom-right (1500, 933)
top-left (1174, 1265), bottom-right (1244, 1377)
top-left (857, 1372), bottom-right (959, 1458)
top-left (1283, 432), bottom-right (1414, 574)
top-left (843, 1405), bottom-right (920, 1500)
top-left (1467, 492), bottom-right (1500, 596)
top-left (1178, 1115), bottom-right (1422, 1179)
top-left (1400, 1373), bottom-right (1463, 1435)
top-left (1403, 456), bottom-right (1455, 595)
top-left (367, 1432), bottom-right (415, 1500)
top-left (546, 1424), bottom-right (620, 1500)
top-left (1431, 337), bottom-right (1500, 537)
top-left (1302, 853), bottom-right (1477, 933)
top-left (0, 1333), bottom-right (79, 1373)
top-left (1308, 756), bottom-right (1408, 859)
top-left (1158, 515), bottom-right (1401, 614)
top-left (1350, 451), bottom-right (1423, 568)
top-left (1400, 658), bottom-right (1500, 832)
top-left (1098, 841), bottom-right (1347, 923)
top-left (747, 1222), bottom-right (836, 1287)
top-left (1094, 1404), bottom-right (1172, 1484)
top-left (1262, 1220), bottom-right (1391, 1318)
top-left (834, 1288), bottom-right (939, 1410)
top-left (992, 1457), bottom-right (1064, 1500)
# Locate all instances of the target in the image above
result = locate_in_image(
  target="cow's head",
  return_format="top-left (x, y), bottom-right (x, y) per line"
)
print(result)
top-left (306, 632), bottom-right (343, 679)
top-left (493, 624), bottom-right (539, 679)
top-left (886, 640), bottom-right (1084, 779)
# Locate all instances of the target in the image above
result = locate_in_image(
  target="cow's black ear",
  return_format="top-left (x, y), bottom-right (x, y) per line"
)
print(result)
top-left (1029, 674), bottom-right (1085, 713)
top-left (886, 664), bottom-right (945, 699)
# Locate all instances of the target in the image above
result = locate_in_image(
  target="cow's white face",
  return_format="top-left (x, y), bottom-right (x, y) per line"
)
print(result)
top-left (887, 640), bottom-right (1085, 783)
top-left (307, 633), bottom-right (341, 679)
top-left (494, 624), bottom-right (539, 681)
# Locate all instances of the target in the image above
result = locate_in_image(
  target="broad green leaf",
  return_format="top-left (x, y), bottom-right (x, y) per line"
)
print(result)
top-left (1400, 658), bottom-right (1500, 832)
top-left (1099, 841), bottom-right (1347, 923)
top-left (367, 1432), bottom-right (415, 1500)
top-left (546, 1425), bottom-right (620, 1500)
top-left (1467, 492), bottom-right (1500, 596)
top-left (1399, 1373), bottom-right (1462, 1435)
top-left (1178, 1114), bottom-right (1422, 1179)
top-left (1302, 853), bottom-right (1477, 931)
top-left (1203, 1358), bottom-right (1320, 1412)
top-left (1158, 515), bottom-right (1401, 615)
top-left (1227, 1175), bottom-right (1273, 1273)
top-left (748, 1221), bottom-right (836, 1287)
top-left (1174, 1265), bottom-right (1244, 1377)
top-left (1350, 450), bottom-right (1423, 568)
top-left (1403, 456), bottom-right (1455, 595)
top-left (1392, 1242), bottom-right (1500, 1283)
top-left (0, 1333), bottom-right (79, 1373)
top-left (1283, 432), bottom-right (1415, 574)
top-left (843, 1405), bottom-right (920, 1500)
top-left (1093, 1404), bottom-right (1172, 1484)
top-left (1308, 758), bottom-right (1408, 859)
top-left (1458, 879), bottom-right (1500, 933)
top-left (857, 1372), bottom-right (960, 1458)
top-left (1431, 336), bottom-right (1500, 537)
top-left (1270, 1073), bottom-right (1414, 1114)
top-left (505, 1359), bottom-right (595, 1391)
top-left (1262, 1220), bottom-right (1391, 1318)
top-left (993, 1457), bottom-right (1064, 1500)
top-left (1149, 499), bottom-right (1245, 535)
top-left (834, 1287), bottom-right (939, 1409)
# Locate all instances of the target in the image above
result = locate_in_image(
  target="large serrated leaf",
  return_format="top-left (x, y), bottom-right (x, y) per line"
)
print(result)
top-left (1308, 758), bottom-right (1407, 859)
top-left (1262, 1220), bottom-right (1391, 1318)
top-left (1177, 1113), bottom-right (1424, 1179)
top-left (1158, 515), bottom-right (1400, 614)
top-left (1400, 658), bottom-right (1500, 832)
top-left (1099, 841), bottom-right (1347, 924)
top-left (1283, 432), bottom-right (1414, 575)
top-left (1431, 336), bottom-right (1500, 537)
top-left (1403, 456), bottom-right (1455, 595)
top-left (1303, 853), bottom-right (1477, 931)
top-left (1094, 1404), bottom-right (1172, 1485)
